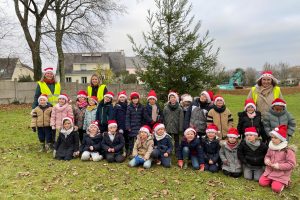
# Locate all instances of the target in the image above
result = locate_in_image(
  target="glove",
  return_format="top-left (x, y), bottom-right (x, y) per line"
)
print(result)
top-left (177, 160), bottom-right (184, 168)
top-left (119, 129), bottom-right (124, 134)
top-left (199, 164), bottom-right (205, 171)
top-left (32, 127), bottom-right (36, 132)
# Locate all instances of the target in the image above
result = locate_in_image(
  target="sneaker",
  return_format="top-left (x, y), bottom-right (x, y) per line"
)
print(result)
top-left (156, 160), bottom-right (161, 165)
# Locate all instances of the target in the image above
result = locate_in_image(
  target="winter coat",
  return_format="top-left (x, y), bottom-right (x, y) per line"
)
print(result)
top-left (207, 106), bottom-right (233, 139)
top-left (144, 103), bottom-right (164, 127)
top-left (190, 107), bottom-right (207, 134)
top-left (31, 105), bottom-right (52, 127)
top-left (73, 106), bottom-right (86, 129)
top-left (237, 140), bottom-right (268, 167)
top-left (113, 102), bottom-right (128, 131)
top-left (125, 103), bottom-right (146, 137)
top-left (79, 133), bottom-right (102, 153)
top-left (50, 103), bottom-right (73, 129)
top-left (32, 82), bottom-right (57, 109)
top-left (201, 136), bottom-right (220, 164)
top-left (96, 100), bottom-right (114, 129)
top-left (132, 135), bottom-right (154, 160)
top-left (263, 147), bottom-right (296, 185)
top-left (263, 108), bottom-right (296, 137)
top-left (177, 137), bottom-right (204, 164)
top-left (101, 132), bottom-right (125, 154)
top-left (153, 135), bottom-right (173, 155)
top-left (219, 141), bottom-right (242, 173)
top-left (163, 103), bottom-right (184, 134)
top-left (55, 130), bottom-right (79, 158)
top-left (83, 106), bottom-right (97, 130)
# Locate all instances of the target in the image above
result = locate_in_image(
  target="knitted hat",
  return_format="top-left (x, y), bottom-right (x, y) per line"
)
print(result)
top-left (147, 89), bottom-right (157, 101)
top-left (244, 98), bottom-right (256, 111)
top-left (118, 91), bottom-right (127, 99)
top-left (181, 94), bottom-right (193, 103)
top-left (130, 91), bottom-right (140, 100)
top-left (38, 94), bottom-right (48, 103)
top-left (58, 94), bottom-right (70, 102)
top-left (62, 116), bottom-right (74, 126)
top-left (214, 95), bottom-right (225, 105)
top-left (271, 98), bottom-right (286, 108)
top-left (153, 123), bottom-right (165, 134)
top-left (43, 67), bottom-right (55, 74)
top-left (104, 91), bottom-right (114, 99)
top-left (184, 127), bottom-right (197, 136)
top-left (108, 120), bottom-right (117, 128)
top-left (88, 96), bottom-right (98, 104)
top-left (206, 124), bottom-right (218, 134)
top-left (201, 90), bottom-right (214, 103)
top-left (244, 127), bottom-right (258, 136)
top-left (168, 91), bottom-right (179, 102)
top-left (89, 120), bottom-right (99, 130)
top-left (270, 125), bottom-right (287, 142)
top-left (227, 128), bottom-right (239, 138)
top-left (139, 125), bottom-right (151, 136)
top-left (77, 90), bottom-right (87, 99)
top-left (256, 70), bottom-right (278, 84)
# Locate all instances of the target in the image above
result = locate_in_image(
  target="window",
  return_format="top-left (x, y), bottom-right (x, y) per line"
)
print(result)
top-left (80, 64), bottom-right (87, 71)
top-left (66, 77), bottom-right (72, 82)
top-left (81, 77), bottom-right (87, 84)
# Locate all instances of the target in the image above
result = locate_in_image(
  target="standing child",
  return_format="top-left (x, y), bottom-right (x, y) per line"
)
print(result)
top-left (30, 94), bottom-right (53, 152)
top-left (177, 127), bottom-right (205, 170)
top-left (83, 96), bottom-right (98, 131)
top-left (219, 128), bottom-right (242, 177)
top-left (73, 90), bottom-right (88, 143)
top-left (259, 125), bottom-right (296, 193)
top-left (180, 94), bottom-right (193, 122)
top-left (96, 91), bottom-right (114, 133)
top-left (151, 123), bottom-right (173, 168)
top-left (163, 91), bottom-right (184, 154)
top-left (102, 120), bottom-right (125, 163)
top-left (144, 89), bottom-right (163, 128)
top-left (128, 125), bottom-right (154, 169)
top-left (238, 127), bottom-right (268, 181)
top-left (80, 121), bottom-right (103, 162)
top-left (202, 124), bottom-right (220, 173)
top-left (207, 95), bottom-right (233, 141)
top-left (54, 117), bottom-right (79, 160)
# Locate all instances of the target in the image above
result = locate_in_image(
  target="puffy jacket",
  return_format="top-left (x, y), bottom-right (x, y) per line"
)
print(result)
top-left (73, 106), bottom-right (86, 129)
top-left (125, 103), bottom-right (146, 137)
top-left (163, 103), bottom-right (184, 134)
top-left (83, 106), bottom-right (97, 130)
top-left (96, 100), bottom-right (114, 131)
top-left (219, 141), bottom-right (242, 173)
top-left (201, 136), bottom-right (220, 164)
top-left (50, 103), bottom-right (73, 129)
top-left (132, 135), bottom-right (154, 160)
top-left (177, 137), bottom-right (204, 164)
top-left (113, 102), bottom-right (128, 131)
top-left (31, 105), bottom-right (52, 127)
top-left (237, 140), bottom-right (268, 166)
top-left (153, 135), bottom-right (173, 155)
top-left (80, 133), bottom-right (102, 153)
top-left (55, 130), bottom-right (79, 158)
top-left (144, 103), bottom-right (164, 127)
top-left (190, 107), bottom-right (207, 134)
top-left (101, 132), bottom-right (125, 154)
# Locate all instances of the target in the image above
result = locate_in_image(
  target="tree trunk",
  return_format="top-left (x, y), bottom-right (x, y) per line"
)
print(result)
top-left (56, 36), bottom-right (65, 83)
top-left (32, 45), bottom-right (42, 81)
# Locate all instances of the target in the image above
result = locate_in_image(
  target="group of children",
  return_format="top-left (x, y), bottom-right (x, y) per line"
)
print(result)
top-left (30, 88), bottom-right (297, 193)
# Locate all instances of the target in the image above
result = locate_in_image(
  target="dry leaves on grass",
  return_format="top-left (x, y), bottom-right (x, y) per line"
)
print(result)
top-left (17, 171), bottom-right (31, 178)
top-left (206, 178), bottom-right (225, 188)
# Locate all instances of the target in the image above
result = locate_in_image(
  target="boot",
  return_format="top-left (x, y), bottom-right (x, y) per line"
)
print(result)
top-left (45, 143), bottom-right (53, 153)
top-left (39, 143), bottom-right (45, 152)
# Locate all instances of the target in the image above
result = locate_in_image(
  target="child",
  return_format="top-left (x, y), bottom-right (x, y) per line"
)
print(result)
top-left (202, 124), bottom-right (220, 173)
top-left (163, 91), bottom-right (184, 154)
top-left (54, 116), bottom-right (79, 160)
top-left (96, 91), bottom-right (114, 133)
top-left (177, 127), bottom-right (205, 170)
top-left (259, 125), bottom-right (296, 193)
top-left (73, 90), bottom-right (88, 143)
top-left (238, 127), bottom-right (268, 181)
top-left (125, 92), bottom-right (145, 155)
top-left (102, 120), bottom-right (125, 163)
top-left (207, 95), bottom-right (233, 140)
top-left (237, 99), bottom-right (267, 142)
top-left (180, 94), bottom-right (193, 121)
top-left (80, 120), bottom-right (103, 162)
top-left (144, 89), bottom-right (163, 128)
top-left (30, 94), bottom-right (53, 152)
top-left (151, 123), bottom-right (173, 168)
top-left (219, 128), bottom-right (242, 177)
top-left (83, 96), bottom-right (98, 131)
top-left (128, 125), bottom-right (154, 169)
top-left (263, 98), bottom-right (296, 141)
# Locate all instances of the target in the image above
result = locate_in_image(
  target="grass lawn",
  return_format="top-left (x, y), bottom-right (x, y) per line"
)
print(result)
top-left (0, 94), bottom-right (299, 199)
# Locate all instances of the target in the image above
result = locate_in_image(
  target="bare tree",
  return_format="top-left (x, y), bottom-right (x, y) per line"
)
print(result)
top-left (262, 62), bottom-right (280, 78)
top-left (277, 62), bottom-right (289, 81)
top-left (244, 67), bottom-right (257, 86)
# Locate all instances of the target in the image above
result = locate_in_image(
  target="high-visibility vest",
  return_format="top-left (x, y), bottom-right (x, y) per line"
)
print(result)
top-left (251, 86), bottom-right (281, 103)
top-left (38, 81), bottom-right (61, 106)
top-left (87, 84), bottom-right (106, 102)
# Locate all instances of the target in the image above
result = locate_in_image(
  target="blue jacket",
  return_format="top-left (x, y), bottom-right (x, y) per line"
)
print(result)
top-left (101, 132), bottom-right (125, 154)
top-left (177, 137), bottom-right (204, 164)
top-left (113, 101), bottom-right (128, 131)
top-left (96, 100), bottom-right (114, 131)
top-left (144, 103), bottom-right (164, 127)
top-left (153, 135), bottom-right (173, 155)
top-left (80, 133), bottom-right (102, 153)
top-left (125, 103), bottom-right (145, 137)
top-left (201, 136), bottom-right (220, 164)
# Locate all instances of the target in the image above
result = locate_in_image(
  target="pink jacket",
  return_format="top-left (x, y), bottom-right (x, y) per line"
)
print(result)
top-left (263, 147), bottom-right (296, 185)
top-left (50, 103), bottom-right (73, 129)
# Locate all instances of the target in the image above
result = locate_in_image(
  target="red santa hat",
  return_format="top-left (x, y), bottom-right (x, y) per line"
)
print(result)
top-left (256, 70), bottom-right (278, 84)
top-left (213, 95), bottom-right (225, 105)
top-left (153, 123), bottom-right (165, 134)
top-left (244, 98), bottom-right (256, 111)
top-left (104, 91), bottom-right (114, 99)
top-left (244, 127), bottom-right (258, 136)
top-left (181, 94), bottom-right (193, 103)
top-left (270, 125), bottom-right (287, 142)
top-left (139, 125), bottom-right (152, 136)
top-left (88, 96), bottom-right (98, 104)
top-left (58, 94), bottom-right (70, 102)
top-left (227, 128), bottom-right (239, 138)
top-left (43, 67), bottom-right (55, 74)
top-left (147, 89), bottom-right (157, 101)
top-left (77, 90), bottom-right (88, 99)
top-left (206, 124), bottom-right (218, 134)
top-left (62, 116), bottom-right (74, 126)
top-left (184, 127), bottom-right (197, 136)
top-left (201, 90), bottom-right (214, 103)
top-left (108, 120), bottom-right (118, 129)
top-left (89, 120), bottom-right (99, 130)
top-left (38, 94), bottom-right (48, 103)
top-left (168, 91), bottom-right (179, 102)
top-left (130, 91), bottom-right (140, 100)
top-left (118, 91), bottom-right (127, 99)
top-left (271, 98), bottom-right (286, 108)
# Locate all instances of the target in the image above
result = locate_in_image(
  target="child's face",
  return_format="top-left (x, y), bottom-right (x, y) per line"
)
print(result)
top-left (89, 126), bottom-right (98, 135)
top-left (139, 131), bottom-right (148, 140)
top-left (78, 97), bottom-right (86, 103)
top-left (104, 96), bottom-right (111, 103)
top-left (183, 101), bottom-right (191, 107)
top-left (108, 126), bottom-right (117, 133)
top-left (227, 137), bottom-right (237, 143)
top-left (148, 98), bottom-right (156, 105)
top-left (63, 120), bottom-right (72, 130)
top-left (132, 98), bottom-right (139, 104)
top-left (200, 94), bottom-right (207, 102)
top-left (271, 135), bottom-right (282, 145)
top-left (246, 106), bottom-right (255, 113)
top-left (88, 99), bottom-right (96, 106)
top-left (207, 132), bottom-right (216, 140)
top-left (119, 96), bottom-right (126, 102)
top-left (216, 99), bottom-right (224, 108)
top-left (58, 98), bottom-right (66, 105)
top-left (156, 127), bottom-right (165, 136)
top-left (169, 96), bottom-right (177, 104)
top-left (185, 131), bottom-right (195, 142)
top-left (39, 98), bottom-right (47, 106)
top-left (246, 134), bottom-right (257, 143)
top-left (272, 105), bottom-right (284, 113)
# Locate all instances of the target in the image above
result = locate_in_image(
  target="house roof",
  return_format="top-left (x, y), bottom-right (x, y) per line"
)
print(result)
top-left (125, 56), bottom-right (146, 69)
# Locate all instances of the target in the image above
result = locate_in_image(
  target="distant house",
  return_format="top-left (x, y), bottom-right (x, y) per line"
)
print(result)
top-left (0, 58), bottom-right (33, 81)
top-left (63, 51), bottom-right (126, 83)
top-left (287, 66), bottom-right (300, 85)
top-left (125, 56), bottom-right (146, 74)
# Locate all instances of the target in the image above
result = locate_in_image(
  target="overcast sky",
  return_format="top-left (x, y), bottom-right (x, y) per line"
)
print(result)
top-left (1, 0), bottom-right (300, 70)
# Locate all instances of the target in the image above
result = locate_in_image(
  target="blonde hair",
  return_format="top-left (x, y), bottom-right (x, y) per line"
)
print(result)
top-left (90, 74), bottom-right (102, 86)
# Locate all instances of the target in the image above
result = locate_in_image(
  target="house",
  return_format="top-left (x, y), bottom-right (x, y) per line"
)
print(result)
top-left (286, 66), bottom-right (300, 85)
top-left (63, 51), bottom-right (126, 83)
top-left (125, 56), bottom-right (146, 74)
top-left (0, 58), bottom-right (33, 81)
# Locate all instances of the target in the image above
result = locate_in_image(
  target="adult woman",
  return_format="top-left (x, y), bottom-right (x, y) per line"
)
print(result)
top-left (247, 71), bottom-right (283, 118)
top-left (87, 74), bottom-right (108, 102)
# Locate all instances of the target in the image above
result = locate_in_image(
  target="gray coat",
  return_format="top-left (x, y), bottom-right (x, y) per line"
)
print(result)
top-left (219, 142), bottom-right (242, 173)
top-left (163, 103), bottom-right (184, 134)
top-left (83, 107), bottom-right (97, 130)
top-left (263, 108), bottom-right (296, 137)
top-left (190, 107), bottom-right (207, 134)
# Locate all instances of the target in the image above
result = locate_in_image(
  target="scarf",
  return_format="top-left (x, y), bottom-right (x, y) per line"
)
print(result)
top-left (168, 102), bottom-right (179, 111)
top-left (246, 139), bottom-right (260, 151)
top-left (55, 103), bottom-right (68, 112)
top-left (227, 141), bottom-right (238, 149)
top-left (154, 131), bottom-right (171, 141)
top-left (77, 101), bottom-right (88, 109)
top-left (151, 104), bottom-right (158, 122)
top-left (246, 111), bottom-right (256, 119)
top-left (86, 105), bottom-right (97, 111)
top-left (60, 127), bottom-right (74, 138)
top-left (255, 85), bottom-right (274, 117)
top-left (108, 132), bottom-right (115, 142)
top-left (213, 105), bottom-right (226, 113)
top-left (269, 141), bottom-right (288, 151)
top-left (200, 101), bottom-right (209, 110)
top-left (43, 78), bottom-right (55, 84)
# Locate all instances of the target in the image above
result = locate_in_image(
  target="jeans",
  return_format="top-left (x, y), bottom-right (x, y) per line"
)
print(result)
top-left (129, 156), bottom-right (152, 169)
top-left (182, 147), bottom-right (200, 170)
top-left (205, 163), bottom-right (219, 173)
top-left (151, 149), bottom-right (171, 168)
top-left (81, 151), bottom-right (103, 162)
top-left (37, 127), bottom-right (52, 143)
top-left (243, 165), bottom-right (264, 181)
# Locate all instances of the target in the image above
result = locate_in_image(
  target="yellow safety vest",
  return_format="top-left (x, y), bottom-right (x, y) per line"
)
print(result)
top-left (251, 86), bottom-right (281, 103)
top-left (38, 81), bottom-right (61, 106)
top-left (87, 84), bottom-right (106, 102)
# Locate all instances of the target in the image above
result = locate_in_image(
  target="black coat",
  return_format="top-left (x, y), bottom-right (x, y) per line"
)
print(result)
top-left (201, 136), bottom-right (220, 163)
top-left (144, 103), bottom-right (164, 127)
top-left (55, 130), bottom-right (79, 159)
top-left (113, 101), bottom-right (128, 131)
top-left (96, 100), bottom-right (114, 131)
top-left (101, 132), bottom-right (125, 154)
top-left (80, 133), bottom-right (102, 153)
top-left (237, 140), bottom-right (268, 167)
top-left (153, 135), bottom-right (173, 155)
top-left (177, 137), bottom-right (204, 164)
top-left (125, 103), bottom-right (146, 137)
